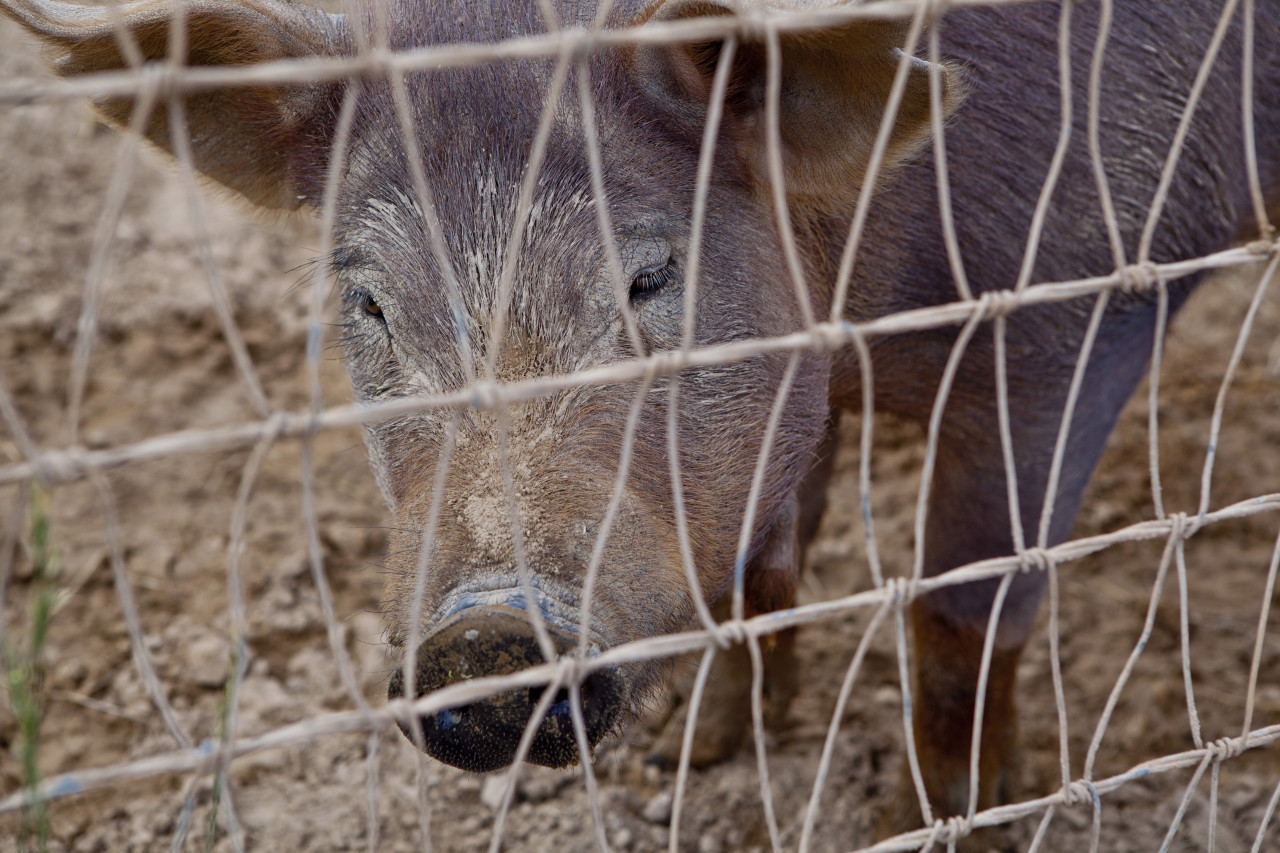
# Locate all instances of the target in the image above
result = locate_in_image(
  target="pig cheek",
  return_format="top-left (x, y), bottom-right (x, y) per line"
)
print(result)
top-left (360, 425), bottom-right (399, 513)
top-left (566, 511), bottom-right (690, 704)
top-left (365, 416), bottom-right (451, 516)
top-left (375, 487), bottom-right (471, 647)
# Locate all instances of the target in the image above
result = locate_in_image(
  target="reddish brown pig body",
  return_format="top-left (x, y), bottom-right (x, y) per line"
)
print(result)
top-left (7, 0), bottom-right (1279, 831)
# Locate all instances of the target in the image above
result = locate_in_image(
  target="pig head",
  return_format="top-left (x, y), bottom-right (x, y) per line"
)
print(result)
top-left (334, 0), bottom-right (950, 770)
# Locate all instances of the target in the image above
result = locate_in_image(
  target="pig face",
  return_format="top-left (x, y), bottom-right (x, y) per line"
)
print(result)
top-left (331, 34), bottom-right (832, 767)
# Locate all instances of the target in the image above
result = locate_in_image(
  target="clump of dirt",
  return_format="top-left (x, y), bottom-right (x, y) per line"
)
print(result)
top-left (2, 15), bottom-right (1279, 853)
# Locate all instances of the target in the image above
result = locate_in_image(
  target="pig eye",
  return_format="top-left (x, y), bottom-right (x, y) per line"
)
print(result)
top-left (629, 258), bottom-right (677, 303)
top-left (356, 290), bottom-right (385, 322)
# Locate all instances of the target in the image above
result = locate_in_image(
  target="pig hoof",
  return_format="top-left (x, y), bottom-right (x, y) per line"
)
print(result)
top-left (644, 695), bottom-right (750, 769)
top-left (876, 764), bottom-right (1019, 853)
top-left (644, 626), bottom-right (798, 769)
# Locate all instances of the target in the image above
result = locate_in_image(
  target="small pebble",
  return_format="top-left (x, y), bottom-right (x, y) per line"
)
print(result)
top-left (480, 775), bottom-right (509, 811)
top-left (874, 685), bottom-right (901, 707)
top-left (184, 632), bottom-right (230, 687)
top-left (642, 790), bottom-right (673, 825)
top-left (519, 769), bottom-right (569, 803)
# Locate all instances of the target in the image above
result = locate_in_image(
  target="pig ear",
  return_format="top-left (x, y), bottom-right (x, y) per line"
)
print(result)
top-left (4, 0), bottom-right (346, 209)
top-left (635, 0), bottom-right (963, 207)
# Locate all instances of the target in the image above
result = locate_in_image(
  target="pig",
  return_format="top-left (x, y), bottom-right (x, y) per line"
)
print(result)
top-left (5, 0), bottom-right (1278, 835)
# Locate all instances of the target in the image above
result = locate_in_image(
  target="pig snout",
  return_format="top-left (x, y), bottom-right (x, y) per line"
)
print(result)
top-left (386, 585), bottom-right (624, 772)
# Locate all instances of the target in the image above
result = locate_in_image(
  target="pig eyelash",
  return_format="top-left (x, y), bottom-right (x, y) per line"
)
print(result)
top-left (360, 291), bottom-right (385, 320)
top-left (345, 287), bottom-right (387, 324)
top-left (629, 257), bottom-right (677, 303)
top-left (330, 324), bottom-right (383, 357)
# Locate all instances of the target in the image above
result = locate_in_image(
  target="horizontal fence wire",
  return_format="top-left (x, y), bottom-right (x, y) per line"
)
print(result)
top-left (0, 243), bottom-right (1274, 487)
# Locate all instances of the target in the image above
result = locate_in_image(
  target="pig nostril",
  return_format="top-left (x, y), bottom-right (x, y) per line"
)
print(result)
top-left (436, 707), bottom-right (464, 731)
top-left (528, 685), bottom-right (573, 717)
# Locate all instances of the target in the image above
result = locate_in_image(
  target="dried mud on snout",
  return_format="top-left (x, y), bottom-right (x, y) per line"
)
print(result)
top-left (3, 17), bottom-right (1280, 853)
top-left (387, 602), bottom-right (625, 773)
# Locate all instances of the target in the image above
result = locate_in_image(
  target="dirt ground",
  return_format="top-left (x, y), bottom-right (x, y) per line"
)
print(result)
top-left (2, 14), bottom-right (1280, 853)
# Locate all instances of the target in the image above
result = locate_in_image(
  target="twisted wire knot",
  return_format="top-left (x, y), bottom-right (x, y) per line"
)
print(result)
top-left (136, 62), bottom-right (172, 101)
top-left (974, 289), bottom-right (1022, 321)
top-left (32, 447), bottom-right (84, 485)
top-left (1063, 779), bottom-right (1100, 809)
top-left (1207, 736), bottom-right (1244, 762)
top-left (1018, 546), bottom-right (1055, 574)
top-left (1246, 237), bottom-right (1277, 257)
top-left (1167, 511), bottom-right (1202, 543)
top-left (1119, 261), bottom-right (1162, 295)
top-left (469, 380), bottom-right (501, 411)
top-left (944, 813), bottom-right (975, 844)
top-left (812, 322), bottom-right (849, 353)
top-left (555, 656), bottom-right (586, 689)
top-left (715, 619), bottom-right (749, 646)
top-left (263, 410), bottom-right (288, 439)
top-left (920, 818), bottom-right (948, 850)
top-left (885, 576), bottom-right (919, 606)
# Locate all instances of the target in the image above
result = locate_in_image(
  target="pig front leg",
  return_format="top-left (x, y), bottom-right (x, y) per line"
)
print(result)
top-left (880, 307), bottom-right (1164, 839)
top-left (643, 599), bottom-right (761, 769)
top-left (879, 415), bottom-right (1053, 849)
top-left (644, 497), bottom-right (802, 768)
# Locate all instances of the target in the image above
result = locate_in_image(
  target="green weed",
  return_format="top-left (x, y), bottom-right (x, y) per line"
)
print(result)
top-left (4, 483), bottom-right (59, 852)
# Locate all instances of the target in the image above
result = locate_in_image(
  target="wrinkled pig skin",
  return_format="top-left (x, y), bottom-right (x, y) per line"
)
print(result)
top-left (6, 0), bottom-right (1278, 829)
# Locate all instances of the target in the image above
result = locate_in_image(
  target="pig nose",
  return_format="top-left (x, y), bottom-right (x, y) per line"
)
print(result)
top-left (387, 605), bottom-right (623, 772)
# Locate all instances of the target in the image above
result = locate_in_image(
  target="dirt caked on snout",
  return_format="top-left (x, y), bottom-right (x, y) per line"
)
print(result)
top-left (386, 586), bottom-right (624, 772)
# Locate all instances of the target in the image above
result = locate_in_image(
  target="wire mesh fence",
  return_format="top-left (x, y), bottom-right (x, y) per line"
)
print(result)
top-left (0, 0), bottom-right (1278, 850)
